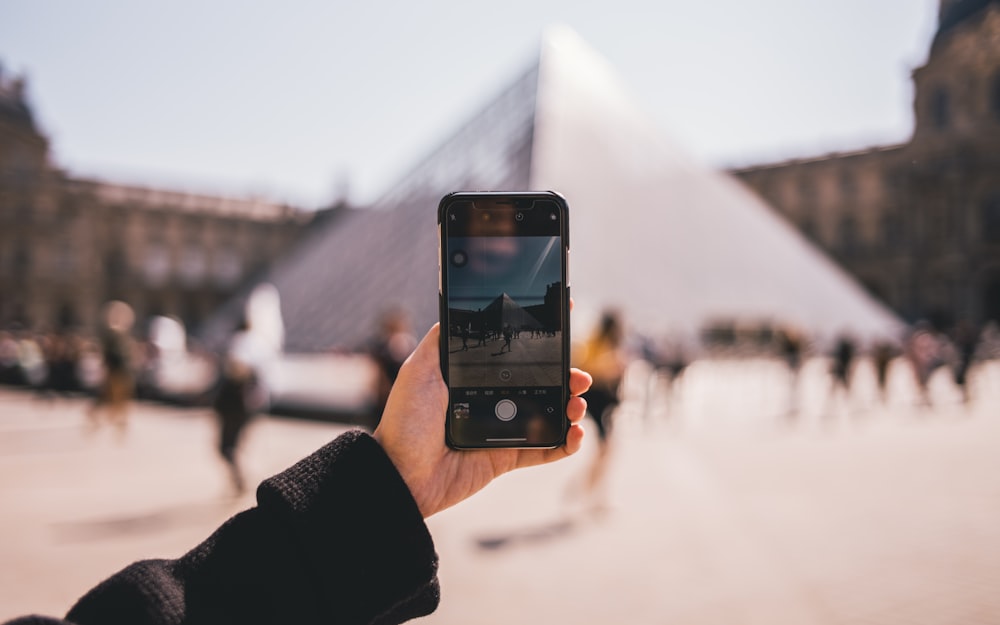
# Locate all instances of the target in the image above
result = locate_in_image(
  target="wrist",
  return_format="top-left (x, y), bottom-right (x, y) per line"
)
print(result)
top-left (373, 430), bottom-right (435, 518)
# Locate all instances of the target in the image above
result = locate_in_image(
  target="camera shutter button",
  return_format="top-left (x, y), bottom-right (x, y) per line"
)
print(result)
top-left (494, 399), bottom-right (517, 421)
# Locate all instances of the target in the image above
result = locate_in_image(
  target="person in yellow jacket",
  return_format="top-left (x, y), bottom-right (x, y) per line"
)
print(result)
top-left (574, 309), bottom-right (628, 514)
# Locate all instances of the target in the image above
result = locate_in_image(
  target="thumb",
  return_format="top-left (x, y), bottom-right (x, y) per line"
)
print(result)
top-left (398, 323), bottom-right (442, 382)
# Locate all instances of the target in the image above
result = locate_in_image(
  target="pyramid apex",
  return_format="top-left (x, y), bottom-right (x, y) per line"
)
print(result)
top-left (538, 24), bottom-right (607, 69)
top-left (540, 23), bottom-right (584, 48)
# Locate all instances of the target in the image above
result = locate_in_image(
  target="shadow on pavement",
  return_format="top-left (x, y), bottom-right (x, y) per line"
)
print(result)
top-left (474, 517), bottom-right (576, 551)
top-left (51, 499), bottom-right (243, 543)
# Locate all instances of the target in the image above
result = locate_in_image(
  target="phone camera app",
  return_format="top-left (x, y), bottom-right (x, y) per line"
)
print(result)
top-left (450, 250), bottom-right (468, 268)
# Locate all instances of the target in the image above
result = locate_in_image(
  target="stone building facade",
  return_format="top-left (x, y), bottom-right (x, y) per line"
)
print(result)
top-left (732, 0), bottom-right (1000, 330)
top-left (0, 70), bottom-right (313, 339)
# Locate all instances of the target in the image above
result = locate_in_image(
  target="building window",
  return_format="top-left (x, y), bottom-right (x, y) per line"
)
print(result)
top-left (54, 239), bottom-right (77, 276)
top-left (178, 245), bottom-right (207, 286)
top-left (57, 201), bottom-right (77, 222)
top-left (212, 248), bottom-right (243, 287)
top-left (839, 169), bottom-right (856, 202)
top-left (14, 244), bottom-right (31, 274)
top-left (839, 215), bottom-right (860, 255)
top-left (925, 207), bottom-right (951, 251)
top-left (930, 86), bottom-right (950, 129)
top-left (982, 195), bottom-right (1000, 243)
top-left (146, 214), bottom-right (168, 243)
top-left (992, 71), bottom-right (1000, 121)
top-left (882, 213), bottom-right (903, 248)
top-left (798, 176), bottom-right (817, 207)
top-left (105, 248), bottom-right (127, 282)
top-left (983, 272), bottom-right (1000, 323)
top-left (143, 244), bottom-right (171, 286)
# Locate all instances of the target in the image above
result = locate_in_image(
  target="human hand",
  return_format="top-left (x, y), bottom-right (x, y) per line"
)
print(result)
top-left (373, 323), bottom-right (592, 518)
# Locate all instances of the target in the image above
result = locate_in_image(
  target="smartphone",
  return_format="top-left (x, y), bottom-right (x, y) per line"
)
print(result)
top-left (438, 191), bottom-right (571, 449)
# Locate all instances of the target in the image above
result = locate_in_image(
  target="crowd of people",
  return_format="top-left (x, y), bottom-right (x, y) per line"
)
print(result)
top-left (0, 322), bottom-right (171, 405)
top-left (1, 328), bottom-right (110, 396)
top-left (4, 310), bottom-right (997, 418)
top-left (722, 319), bottom-right (1000, 419)
top-left (2, 304), bottom-right (996, 502)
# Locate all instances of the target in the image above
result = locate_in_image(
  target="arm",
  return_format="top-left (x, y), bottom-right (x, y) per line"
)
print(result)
top-left (33, 431), bottom-right (439, 625)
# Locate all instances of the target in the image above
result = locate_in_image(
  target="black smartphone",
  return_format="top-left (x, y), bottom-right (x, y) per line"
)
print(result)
top-left (438, 191), bottom-right (571, 449)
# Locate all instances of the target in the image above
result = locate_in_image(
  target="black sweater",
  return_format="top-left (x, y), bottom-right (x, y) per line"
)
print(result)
top-left (8, 430), bottom-right (440, 625)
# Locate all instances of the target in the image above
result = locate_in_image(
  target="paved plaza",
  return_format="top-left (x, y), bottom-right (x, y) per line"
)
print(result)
top-left (446, 333), bottom-right (563, 387)
top-left (2, 356), bottom-right (1000, 624)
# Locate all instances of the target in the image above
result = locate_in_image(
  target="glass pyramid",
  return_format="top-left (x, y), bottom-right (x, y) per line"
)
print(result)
top-left (202, 26), bottom-right (901, 356)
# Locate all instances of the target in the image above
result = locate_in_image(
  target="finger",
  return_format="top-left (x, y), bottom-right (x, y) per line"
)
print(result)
top-left (569, 368), bottom-right (592, 396)
top-left (518, 423), bottom-right (585, 468)
top-left (402, 323), bottom-right (442, 374)
top-left (566, 395), bottom-right (587, 424)
top-left (563, 422), bottom-right (584, 455)
top-left (414, 323), bottom-right (440, 360)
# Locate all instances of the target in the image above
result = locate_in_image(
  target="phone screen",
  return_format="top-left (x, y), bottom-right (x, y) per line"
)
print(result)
top-left (439, 192), bottom-right (569, 448)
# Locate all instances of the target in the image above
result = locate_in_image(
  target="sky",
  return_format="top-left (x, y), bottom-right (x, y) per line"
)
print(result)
top-left (448, 236), bottom-right (561, 309)
top-left (1, 1), bottom-right (940, 209)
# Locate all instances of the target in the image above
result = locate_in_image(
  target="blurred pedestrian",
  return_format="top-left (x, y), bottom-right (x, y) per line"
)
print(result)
top-left (950, 320), bottom-right (979, 404)
top-left (16, 332), bottom-right (47, 388)
top-left (905, 321), bottom-right (942, 407)
top-left (0, 330), bottom-right (19, 385)
top-left (369, 307), bottom-right (417, 429)
top-left (42, 331), bottom-right (81, 399)
top-left (499, 324), bottom-right (513, 354)
top-left (871, 339), bottom-right (897, 404)
top-left (637, 333), bottom-right (687, 425)
top-left (86, 301), bottom-right (136, 437)
top-left (777, 326), bottom-right (805, 418)
top-left (572, 310), bottom-right (627, 515)
top-left (212, 316), bottom-right (268, 495)
top-left (825, 333), bottom-right (856, 418)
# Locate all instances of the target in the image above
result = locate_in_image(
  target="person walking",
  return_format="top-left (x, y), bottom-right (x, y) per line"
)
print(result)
top-left (950, 320), bottom-right (980, 405)
top-left (906, 321), bottom-right (942, 408)
top-left (777, 326), bottom-right (805, 418)
top-left (573, 310), bottom-right (627, 515)
top-left (86, 301), bottom-right (136, 438)
top-left (500, 324), bottom-right (513, 354)
top-left (369, 308), bottom-right (417, 428)
top-left (824, 333), bottom-right (857, 419)
top-left (872, 339), bottom-right (896, 404)
top-left (212, 316), bottom-right (268, 494)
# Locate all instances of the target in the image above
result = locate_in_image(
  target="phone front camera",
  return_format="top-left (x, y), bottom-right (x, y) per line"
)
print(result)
top-left (516, 212), bottom-right (525, 221)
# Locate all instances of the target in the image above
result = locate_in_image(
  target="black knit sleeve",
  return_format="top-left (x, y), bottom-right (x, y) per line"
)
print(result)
top-left (49, 430), bottom-right (439, 625)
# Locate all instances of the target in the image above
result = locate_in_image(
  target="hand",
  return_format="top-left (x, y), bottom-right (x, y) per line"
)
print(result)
top-left (373, 324), bottom-right (592, 518)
